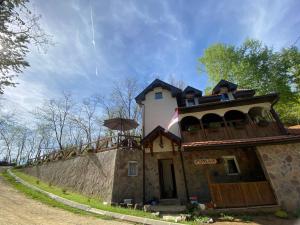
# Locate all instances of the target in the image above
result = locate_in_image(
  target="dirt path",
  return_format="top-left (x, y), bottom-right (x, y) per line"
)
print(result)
top-left (0, 167), bottom-right (299, 225)
top-left (0, 174), bottom-right (130, 225)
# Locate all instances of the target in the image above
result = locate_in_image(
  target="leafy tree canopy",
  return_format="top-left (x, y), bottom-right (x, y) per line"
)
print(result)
top-left (199, 39), bottom-right (300, 125)
top-left (0, 0), bottom-right (50, 94)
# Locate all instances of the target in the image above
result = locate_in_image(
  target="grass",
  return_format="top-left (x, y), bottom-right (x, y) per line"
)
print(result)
top-left (1, 171), bottom-right (112, 220)
top-left (11, 169), bottom-right (158, 219)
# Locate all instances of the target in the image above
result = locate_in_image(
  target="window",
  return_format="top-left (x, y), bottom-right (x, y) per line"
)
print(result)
top-left (220, 93), bottom-right (229, 101)
top-left (223, 156), bottom-right (240, 175)
top-left (128, 161), bottom-right (138, 176)
top-left (186, 98), bottom-right (195, 106)
top-left (155, 92), bottom-right (163, 100)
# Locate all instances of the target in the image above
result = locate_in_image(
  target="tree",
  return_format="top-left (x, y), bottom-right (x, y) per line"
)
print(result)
top-left (35, 93), bottom-right (73, 150)
top-left (199, 39), bottom-right (300, 125)
top-left (0, 0), bottom-right (50, 94)
top-left (71, 97), bottom-right (101, 145)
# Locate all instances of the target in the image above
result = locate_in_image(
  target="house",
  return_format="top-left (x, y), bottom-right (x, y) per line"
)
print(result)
top-left (135, 79), bottom-right (300, 211)
top-left (23, 78), bottom-right (300, 212)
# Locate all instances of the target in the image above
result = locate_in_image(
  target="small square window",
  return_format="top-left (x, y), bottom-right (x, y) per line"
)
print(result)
top-left (155, 92), bottom-right (163, 100)
top-left (186, 98), bottom-right (195, 106)
top-left (128, 161), bottom-right (138, 176)
top-left (223, 156), bottom-right (240, 175)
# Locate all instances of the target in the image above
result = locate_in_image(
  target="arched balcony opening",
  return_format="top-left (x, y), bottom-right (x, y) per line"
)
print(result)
top-left (224, 110), bottom-right (247, 128)
top-left (248, 107), bottom-right (272, 127)
top-left (180, 116), bottom-right (201, 132)
top-left (248, 107), bottom-right (280, 136)
top-left (201, 113), bottom-right (226, 140)
top-left (202, 113), bottom-right (224, 129)
top-left (180, 116), bottom-right (201, 142)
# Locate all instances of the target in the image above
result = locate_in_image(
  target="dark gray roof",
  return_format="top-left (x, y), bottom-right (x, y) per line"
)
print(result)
top-left (183, 86), bottom-right (202, 97)
top-left (212, 80), bottom-right (238, 94)
top-left (135, 79), bottom-right (182, 104)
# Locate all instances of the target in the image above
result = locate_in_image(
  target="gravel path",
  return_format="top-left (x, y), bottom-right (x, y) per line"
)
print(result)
top-left (0, 173), bottom-right (129, 225)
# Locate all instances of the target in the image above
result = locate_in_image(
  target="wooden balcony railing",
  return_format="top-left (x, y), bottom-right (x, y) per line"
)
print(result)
top-left (209, 181), bottom-right (277, 208)
top-left (182, 122), bottom-right (281, 143)
top-left (26, 134), bottom-right (141, 166)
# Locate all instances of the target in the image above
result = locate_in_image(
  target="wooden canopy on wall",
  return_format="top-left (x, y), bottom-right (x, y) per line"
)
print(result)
top-left (141, 126), bottom-right (181, 155)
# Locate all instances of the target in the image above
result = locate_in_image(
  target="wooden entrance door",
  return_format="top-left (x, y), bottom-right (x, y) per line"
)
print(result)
top-left (158, 159), bottom-right (177, 199)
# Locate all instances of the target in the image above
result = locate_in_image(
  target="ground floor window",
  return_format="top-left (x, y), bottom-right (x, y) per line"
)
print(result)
top-left (223, 156), bottom-right (240, 175)
top-left (128, 161), bottom-right (138, 176)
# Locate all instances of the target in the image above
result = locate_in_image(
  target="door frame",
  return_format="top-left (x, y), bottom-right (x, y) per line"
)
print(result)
top-left (158, 158), bottom-right (178, 199)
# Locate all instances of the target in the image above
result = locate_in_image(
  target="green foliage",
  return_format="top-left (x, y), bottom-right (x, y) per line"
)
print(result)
top-left (0, 0), bottom-right (50, 94)
top-left (274, 210), bottom-right (289, 219)
top-left (1, 171), bottom-right (112, 220)
top-left (199, 39), bottom-right (300, 125)
top-left (12, 170), bottom-right (159, 219)
top-left (62, 188), bottom-right (68, 194)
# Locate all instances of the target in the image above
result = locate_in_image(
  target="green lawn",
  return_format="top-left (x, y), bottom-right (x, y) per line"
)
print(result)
top-left (1, 171), bottom-right (112, 220)
top-left (12, 169), bottom-right (158, 219)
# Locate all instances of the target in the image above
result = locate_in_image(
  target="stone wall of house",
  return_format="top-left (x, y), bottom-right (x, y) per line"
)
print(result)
top-left (257, 143), bottom-right (300, 212)
top-left (182, 147), bottom-right (264, 203)
top-left (22, 150), bottom-right (118, 203)
top-left (112, 149), bottom-right (143, 204)
top-left (144, 147), bottom-right (264, 204)
top-left (144, 151), bottom-right (187, 203)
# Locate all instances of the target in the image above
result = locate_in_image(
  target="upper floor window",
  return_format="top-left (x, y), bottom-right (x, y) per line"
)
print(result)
top-left (221, 92), bottom-right (234, 101)
top-left (186, 98), bottom-right (195, 106)
top-left (221, 93), bottom-right (229, 101)
top-left (155, 92), bottom-right (163, 100)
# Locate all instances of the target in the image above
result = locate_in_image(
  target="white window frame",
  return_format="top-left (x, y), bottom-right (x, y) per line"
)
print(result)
top-left (223, 156), bottom-right (240, 175)
top-left (128, 161), bottom-right (138, 176)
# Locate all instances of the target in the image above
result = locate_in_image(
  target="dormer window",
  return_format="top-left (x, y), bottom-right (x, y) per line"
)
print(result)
top-left (155, 92), bottom-right (163, 100)
top-left (221, 93), bottom-right (229, 101)
top-left (186, 98), bottom-right (195, 106)
top-left (221, 92), bottom-right (235, 101)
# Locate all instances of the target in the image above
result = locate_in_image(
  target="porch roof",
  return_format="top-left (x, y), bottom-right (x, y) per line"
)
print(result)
top-left (182, 134), bottom-right (300, 150)
top-left (141, 126), bottom-right (181, 146)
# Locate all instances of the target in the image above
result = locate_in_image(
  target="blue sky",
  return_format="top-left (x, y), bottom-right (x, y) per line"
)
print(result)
top-left (2, 0), bottom-right (300, 119)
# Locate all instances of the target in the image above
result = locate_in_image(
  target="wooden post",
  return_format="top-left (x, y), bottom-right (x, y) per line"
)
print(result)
top-left (222, 117), bottom-right (231, 139)
top-left (199, 119), bottom-right (207, 140)
top-left (159, 131), bottom-right (163, 148)
top-left (179, 149), bottom-right (189, 203)
top-left (171, 141), bottom-right (175, 155)
top-left (270, 108), bottom-right (287, 134)
top-left (142, 146), bottom-right (146, 204)
top-left (150, 142), bottom-right (153, 156)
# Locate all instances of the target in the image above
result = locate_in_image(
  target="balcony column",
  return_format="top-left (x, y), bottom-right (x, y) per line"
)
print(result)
top-left (199, 119), bottom-right (207, 140)
top-left (222, 116), bottom-right (231, 139)
top-left (270, 108), bottom-right (287, 134)
top-left (244, 113), bottom-right (254, 137)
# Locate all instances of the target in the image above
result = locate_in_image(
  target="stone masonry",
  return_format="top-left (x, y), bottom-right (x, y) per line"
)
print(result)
top-left (257, 143), bottom-right (300, 212)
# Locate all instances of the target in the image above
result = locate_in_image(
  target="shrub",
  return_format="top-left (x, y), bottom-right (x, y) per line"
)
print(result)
top-left (62, 188), bottom-right (68, 194)
top-left (36, 180), bottom-right (40, 185)
top-left (274, 210), bottom-right (288, 219)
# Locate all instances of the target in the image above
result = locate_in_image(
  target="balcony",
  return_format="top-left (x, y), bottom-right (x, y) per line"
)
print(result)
top-left (180, 108), bottom-right (282, 143)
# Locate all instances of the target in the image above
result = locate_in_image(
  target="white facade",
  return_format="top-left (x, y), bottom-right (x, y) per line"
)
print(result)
top-left (141, 87), bottom-right (181, 137)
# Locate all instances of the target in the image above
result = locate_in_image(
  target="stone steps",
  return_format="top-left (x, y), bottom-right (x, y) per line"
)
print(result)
top-left (150, 205), bottom-right (187, 213)
top-left (159, 198), bottom-right (181, 205)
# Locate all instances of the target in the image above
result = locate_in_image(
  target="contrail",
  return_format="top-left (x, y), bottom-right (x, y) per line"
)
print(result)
top-left (90, 6), bottom-right (95, 48)
top-left (90, 4), bottom-right (99, 76)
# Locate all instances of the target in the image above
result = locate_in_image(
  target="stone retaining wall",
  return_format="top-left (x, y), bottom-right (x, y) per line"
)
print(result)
top-left (22, 150), bottom-right (118, 202)
top-left (257, 143), bottom-right (300, 212)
